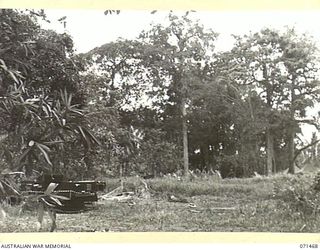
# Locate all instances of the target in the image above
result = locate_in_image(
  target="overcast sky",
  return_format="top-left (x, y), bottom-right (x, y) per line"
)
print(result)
top-left (39, 9), bottom-right (320, 140)
top-left (40, 10), bottom-right (320, 53)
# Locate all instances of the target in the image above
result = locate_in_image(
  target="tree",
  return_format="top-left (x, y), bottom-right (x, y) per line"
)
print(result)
top-left (277, 29), bottom-right (319, 173)
top-left (136, 12), bottom-right (217, 176)
top-left (85, 39), bottom-right (143, 108)
top-left (86, 13), bottom-right (218, 176)
top-left (85, 40), bottom-right (147, 177)
top-left (230, 28), bottom-right (320, 174)
top-left (137, 128), bottom-right (181, 176)
top-left (0, 10), bottom-right (98, 177)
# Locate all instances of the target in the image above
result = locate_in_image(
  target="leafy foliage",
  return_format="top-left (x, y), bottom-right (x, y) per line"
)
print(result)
top-left (272, 174), bottom-right (320, 221)
top-left (1, 10), bottom-right (320, 180)
top-left (0, 10), bottom-right (98, 178)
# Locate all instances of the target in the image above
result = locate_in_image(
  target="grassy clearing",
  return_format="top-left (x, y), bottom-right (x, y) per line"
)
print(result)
top-left (1, 174), bottom-right (319, 233)
top-left (146, 177), bottom-right (272, 198)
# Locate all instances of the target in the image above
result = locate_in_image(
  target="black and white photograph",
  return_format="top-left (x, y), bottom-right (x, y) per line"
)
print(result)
top-left (0, 7), bottom-right (320, 234)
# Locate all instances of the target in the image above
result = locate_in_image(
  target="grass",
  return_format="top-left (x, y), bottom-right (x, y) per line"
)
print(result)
top-left (146, 177), bottom-right (272, 198)
top-left (0, 173), bottom-right (319, 232)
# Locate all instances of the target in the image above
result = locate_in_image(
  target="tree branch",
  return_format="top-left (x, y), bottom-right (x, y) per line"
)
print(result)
top-left (293, 139), bottom-right (320, 162)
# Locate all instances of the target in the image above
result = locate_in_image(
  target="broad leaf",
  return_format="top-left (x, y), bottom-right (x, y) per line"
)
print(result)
top-left (44, 182), bottom-right (59, 195)
top-left (39, 197), bottom-right (56, 207)
top-left (49, 196), bottom-right (63, 206)
top-left (36, 143), bottom-right (52, 166)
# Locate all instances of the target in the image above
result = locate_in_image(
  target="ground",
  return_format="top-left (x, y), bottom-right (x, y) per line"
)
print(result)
top-left (0, 174), bottom-right (319, 232)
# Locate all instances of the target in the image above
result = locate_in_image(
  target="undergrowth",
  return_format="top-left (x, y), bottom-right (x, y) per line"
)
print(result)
top-left (271, 173), bottom-right (320, 230)
top-left (1, 173), bottom-right (320, 232)
top-left (104, 176), bottom-right (272, 198)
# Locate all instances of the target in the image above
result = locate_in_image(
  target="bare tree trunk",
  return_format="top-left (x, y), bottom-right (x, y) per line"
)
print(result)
top-left (200, 145), bottom-right (209, 171)
top-left (288, 76), bottom-right (296, 174)
top-left (181, 96), bottom-right (189, 176)
top-left (288, 128), bottom-right (295, 174)
top-left (288, 109), bottom-right (296, 174)
top-left (266, 129), bottom-right (275, 175)
top-left (248, 89), bottom-right (262, 173)
top-left (311, 133), bottom-right (317, 161)
top-left (263, 64), bottom-right (276, 176)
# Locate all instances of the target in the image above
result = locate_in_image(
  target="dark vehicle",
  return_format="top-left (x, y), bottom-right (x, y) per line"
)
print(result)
top-left (21, 174), bottom-right (106, 213)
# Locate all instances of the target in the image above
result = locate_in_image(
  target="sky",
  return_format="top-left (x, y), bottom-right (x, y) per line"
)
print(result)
top-left (40, 10), bottom-right (320, 54)
top-left (39, 9), bottom-right (320, 141)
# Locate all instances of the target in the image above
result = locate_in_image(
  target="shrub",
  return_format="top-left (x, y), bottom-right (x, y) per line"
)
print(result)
top-left (272, 173), bottom-right (320, 221)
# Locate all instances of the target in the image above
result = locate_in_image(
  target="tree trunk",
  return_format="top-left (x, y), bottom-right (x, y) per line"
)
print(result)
top-left (247, 89), bottom-right (262, 173)
top-left (181, 96), bottom-right (189, 176)
top-left (287, 112), bottom-right (296, 174)
top-left (119, 163), bottom-right (123, 178)
top-left (266, 129), bottom-right (275, 175)
top-left (200, 145), bottom-right (205, 171)
top-left (200, 144), bottom-right (209, 171)
top-left (263, 64), bottom-right (276, 176)
top-left (288, 75), bottom-right (296, 174)
top-left (288, 127), bottom-right (295, 174)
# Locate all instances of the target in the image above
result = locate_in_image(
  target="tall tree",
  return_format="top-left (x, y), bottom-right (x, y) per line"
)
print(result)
top-left (230, 28), bottom-right (320, 174)
top-left (279, 29), bottom-right (320, 173)
top-left (137, 12), bottom-right (217, 176)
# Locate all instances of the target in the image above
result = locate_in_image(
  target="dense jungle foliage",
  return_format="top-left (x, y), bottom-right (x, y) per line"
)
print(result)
top-left (0, 9), bottom-right (319, 180)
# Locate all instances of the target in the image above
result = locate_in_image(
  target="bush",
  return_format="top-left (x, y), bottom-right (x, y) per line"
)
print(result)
top-left (272, 173), bottom-right (320, 221)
